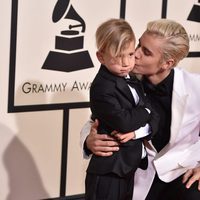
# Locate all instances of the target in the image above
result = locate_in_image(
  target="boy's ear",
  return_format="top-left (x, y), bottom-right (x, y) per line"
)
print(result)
top-left (96, 51), bottom-right (104, 64)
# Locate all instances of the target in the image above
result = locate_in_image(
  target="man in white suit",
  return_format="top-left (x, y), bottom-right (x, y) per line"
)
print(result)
top-left (80, 19), bottom-right (200, 199)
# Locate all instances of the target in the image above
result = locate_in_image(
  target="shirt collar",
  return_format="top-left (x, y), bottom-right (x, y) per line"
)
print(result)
top-left (143, 69), bottom-right (174, 96)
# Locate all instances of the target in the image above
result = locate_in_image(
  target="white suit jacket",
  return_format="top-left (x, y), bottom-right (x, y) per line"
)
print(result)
top-left (80, 68), bottom-right (200, 200)
top-left (133, 68), bottom-right (200, 200)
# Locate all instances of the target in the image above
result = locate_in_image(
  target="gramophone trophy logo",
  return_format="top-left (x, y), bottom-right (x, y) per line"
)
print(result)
top-left (187, 0), bottom-right (200, 22)
top-left (42, 0), bottom-right (94, 72)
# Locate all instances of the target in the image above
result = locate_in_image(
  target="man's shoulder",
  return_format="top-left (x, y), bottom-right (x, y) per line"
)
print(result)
top-left (175, 68), bottom-right (200, 98)
top-left (175, 67), bottom-right (200, 81)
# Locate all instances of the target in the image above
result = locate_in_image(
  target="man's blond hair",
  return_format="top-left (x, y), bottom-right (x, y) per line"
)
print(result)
top-left (146, 19), bottom-right (189, 67)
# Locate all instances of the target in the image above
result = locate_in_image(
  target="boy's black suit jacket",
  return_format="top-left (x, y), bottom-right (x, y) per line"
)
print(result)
top-left (87, 65), bottom-right (150, 177)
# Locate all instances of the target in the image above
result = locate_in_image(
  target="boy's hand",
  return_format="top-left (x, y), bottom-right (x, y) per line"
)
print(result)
top-left (113, 131), bottom-right (136, 143)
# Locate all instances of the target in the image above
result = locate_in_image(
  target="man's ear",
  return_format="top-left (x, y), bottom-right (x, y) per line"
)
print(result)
top-left (162, 58), bottom-right (175, 70)
top-left (96, 51), bottom-right (104, 64)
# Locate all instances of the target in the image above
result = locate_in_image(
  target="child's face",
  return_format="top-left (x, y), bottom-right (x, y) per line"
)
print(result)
top-left (98, 41), bottom-right (135, 77)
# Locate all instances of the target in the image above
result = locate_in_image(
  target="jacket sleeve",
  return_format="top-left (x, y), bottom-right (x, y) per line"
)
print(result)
top-left (178, 140), bottom-right (200, 168)
top-left (154, 130), bottom-right (200, 182)
top-left (80, 119), bottom-right (93, 159)
top-left (90, 86), bottom-right (150, 133)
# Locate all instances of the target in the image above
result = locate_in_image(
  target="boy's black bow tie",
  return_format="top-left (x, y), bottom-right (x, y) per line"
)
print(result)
top-left (124, 76), bottom-right (140, 85)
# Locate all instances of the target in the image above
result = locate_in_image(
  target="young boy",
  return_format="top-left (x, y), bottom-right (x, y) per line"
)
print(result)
top-left (85, 18), bottom-right (159, 200)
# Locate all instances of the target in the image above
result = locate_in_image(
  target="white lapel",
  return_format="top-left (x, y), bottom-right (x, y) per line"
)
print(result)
top-left (169, 68), bottom-right (188, 143)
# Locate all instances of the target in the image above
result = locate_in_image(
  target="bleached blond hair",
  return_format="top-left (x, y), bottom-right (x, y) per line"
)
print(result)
top-left (146, 19), bottom-right (189, 66)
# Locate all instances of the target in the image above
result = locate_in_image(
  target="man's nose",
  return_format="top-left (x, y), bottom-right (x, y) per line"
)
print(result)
top-left (135, 48), bottom-right (141, 59)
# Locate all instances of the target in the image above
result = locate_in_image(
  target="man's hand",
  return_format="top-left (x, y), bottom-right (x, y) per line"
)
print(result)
top-left (182, 167), bottom-right (200, 190)
top-left (86, 119), bottom-right (119, 157)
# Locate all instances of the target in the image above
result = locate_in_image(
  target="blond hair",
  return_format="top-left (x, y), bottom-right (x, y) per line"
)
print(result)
top-left (146, 19), bottom-right (189, 66)
top-left (95, 18), bottom-right (135, 57)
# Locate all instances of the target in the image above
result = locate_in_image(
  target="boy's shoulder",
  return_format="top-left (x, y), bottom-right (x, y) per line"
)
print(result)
top-left (93, 65), bottom-right (120, 82)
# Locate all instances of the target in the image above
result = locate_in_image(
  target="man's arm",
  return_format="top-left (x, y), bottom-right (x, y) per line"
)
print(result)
top-left (80, 119), bottom-right (120, 157)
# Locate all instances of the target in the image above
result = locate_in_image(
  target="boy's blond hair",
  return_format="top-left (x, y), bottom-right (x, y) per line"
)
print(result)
top-left (96, 18), bottom-right (135, 57)
top-left (146, 19), bottom-right (189, 67)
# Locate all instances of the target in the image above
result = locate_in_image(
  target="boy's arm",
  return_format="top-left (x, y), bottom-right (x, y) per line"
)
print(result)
top-left (91, 93), bottom-right (151, 133)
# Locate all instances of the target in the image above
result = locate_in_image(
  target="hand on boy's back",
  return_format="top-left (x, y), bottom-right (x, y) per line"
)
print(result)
top-left (87, 119), bottom-right (120, 157)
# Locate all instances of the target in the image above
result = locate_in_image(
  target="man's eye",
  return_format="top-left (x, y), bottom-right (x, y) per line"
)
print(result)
top-left (143, 48), bottom-right (151, 56)
top-left (144, 51), bottom-right (151, 56)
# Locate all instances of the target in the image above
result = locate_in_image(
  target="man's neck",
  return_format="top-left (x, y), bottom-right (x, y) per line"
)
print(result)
top-left (146, 69), bottom-right (172, 85)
